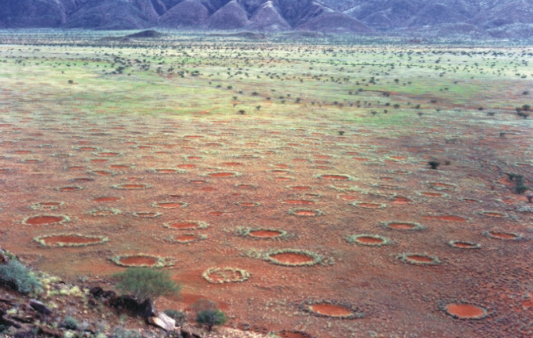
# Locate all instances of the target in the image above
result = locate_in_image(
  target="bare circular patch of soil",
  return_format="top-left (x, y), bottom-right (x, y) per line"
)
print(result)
top-left (153, 201), bottom-right (188, 209)
top-left (391, 196), bottom-right (412, 204)
top-left (93, 196), bottom-right (121, 203)
top-left (318, 174), bottom-right (352, 181)
top-left (202, 267), bottom-right (250, 284)
top-left (112, 183), bottom-right (151, 190)
top-left (265, 249), bottom-right (322, 267)
top-left (23, 215), bottom-right (70, 226)
top-left (289, 209), bottom-right (322, 217)
top-left (236, 184), bottom-right (257, 190)
top-left (71, 178), bottom-right (94, 183)
top-left (56, 186), bottom-right (83, 192)
top-left (288, 186), bottom-right (312, 191)
top-left (150, 168), bottom-right (182, 174)
top-left (484, 230), bottom-right (521, 240)
top-left (310, 304), bottom-right (353, 317)
top-left (238, 227), bottom-right (288, 240)
top-left (347, 234), bottom-right (391, 246)
top-left (397, 253), bottom-right (440, 265)
top-left (177, 164), bottom-right (197, 169)
top-left (34, 233), bottom-right (108, 247)
top-left (283, 200), bottom-right (316, 205)
top-left (89, 170), bottom-right (116, 176)
top-left (164, 220), bottom-right (209, 230)
top-left (481, 211), bottom-right (508, 218)
top-left (351, 202), bottom-right (387, 209)
top-left (444, 303), bottom-right (488, 320)
top-left (420, 191), bottom-right (447, 197)
top-left (29, 202), bottom-right (64, 211)
top-left (94, 151), bottom-right (121, 157)
top-left (238, 202), bottom-right (260, 207)
top-left (428, 182), bottom-right (456, 191)
top-left (382, 222), bottom-right (425, 231)
top-left (431, 215), bottom-right (467, 222)
top-left (449, 241), bottom-right (481, 249)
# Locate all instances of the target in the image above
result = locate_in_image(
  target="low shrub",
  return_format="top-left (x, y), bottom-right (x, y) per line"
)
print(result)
top-left (0, 260), bottom-right (41, 294)
top-left (164, 309), bottom-right (187, 325)
top-left (62, 316), bottom-right (78, 330)
top-left (113, 267), bottom-right (182, 302)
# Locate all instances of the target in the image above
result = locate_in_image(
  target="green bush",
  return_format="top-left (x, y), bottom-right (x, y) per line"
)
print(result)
top-left (113, 267), bottom-right (181, 302)
top-left (111, 327), bottom-right (142, 338)
top-left (164, 309), bottom-right (187, 325)
top-left (62, 316), bottom-right (78, 330)
top-left (0, 260), bottom-right (41, 294)
top-left (195, 309), bottom-right (227, 332)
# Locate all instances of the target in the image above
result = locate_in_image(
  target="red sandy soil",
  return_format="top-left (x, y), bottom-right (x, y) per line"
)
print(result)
top-left (269, 253), bottom-right (314, 265)
top-left (1, 103), bottom-right (532, 338)
top-left (119, 256), bottom-right (157, 266)
top-left (356, 236), bottom-right (385, 245)
top-left (43, 235), bottom-right (102, 246)
top-left (309, 303), bottom-right (353, 317)
top-left (249, 230), bottom-right (283, 238)
top-left (445, 304), bottom-right (485, 319)
top-left (25, 216), bottom-right (65, 225)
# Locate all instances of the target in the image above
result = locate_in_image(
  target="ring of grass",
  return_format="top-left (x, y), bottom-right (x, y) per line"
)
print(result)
top-left (316, 174), bottom-right (354, 181)
top-left (350, 201), bottom-right (388, 209)
top-left (202, 267), bottom-right (251, 284)
top-left (345, 234), bottom-right (391, 247)
top-left (22, 214), bottom-right (71, 226)
top-left (147, 168), bottom-right (184, 174)
top-left (448, 240), bottom-right (481, 249)
top-left (109, 254), bottom-right (175, 268)
top-left (132, 211), bottom-right (162, 218)
top-left (112, 183), bottom-right (151, 190)
top-left (483, 230), bottom-right (522, 240)
top-left (396, 253), bottom-right (441, 266)
top-left (264, 249), bottom-right (323, 267)
top-left (29, 202), bottom-right (64, 211)
top-left (88, 208), bottom-right (122, 217)
top-left (427, 181), bottom-right (457, 191)
top-left (302, 300), bottom-right (365, 319)
top-left (381, 221), bottom-right (425, 231)
top-left (236, 202), bottom-right (261, 207)
top-left (34, 233), bottom-right (108, 247)
top-left (152, 201), bottom-right (188, 209)
top-left (87, 170), bottom-right (117, 176)
top-left (51, 153), bottom-right (72, 158)
top-left (163, 220), bottom-right (209, 230)
top-left (56, 186), bottom-right (83, 192)
top-left (236, 227), bottom-right (288, 240)
top-left (288, 208), bottom-right (324, 217)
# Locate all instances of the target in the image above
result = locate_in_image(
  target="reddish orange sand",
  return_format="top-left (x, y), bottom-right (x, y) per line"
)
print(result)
top-left (25, 216), bottom-right (65, 225)
top-left (249, 230), bottom-right (283, 238)
top-left (43, 236), bottom-right (101, 246)
top-left (445, 304), bottom-right (485, 319)
top-left (310, 304), bottom-right (352, 317)
top-left (270, 253), bottom-right (314, 264)
top-left (119, 256), bottom-right (157, 266)
top-left (356, 236), bottom-right (384, 244)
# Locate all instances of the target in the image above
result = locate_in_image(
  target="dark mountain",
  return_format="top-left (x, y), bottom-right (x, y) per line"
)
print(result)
top-left (159, 0), bottom-right (209, 28)
top-left (248, 1), bottom-right (291, 31)
top-left (205, 0), bottom-right (249, 29)
top-left (0, 0), bottom-right (531, 39)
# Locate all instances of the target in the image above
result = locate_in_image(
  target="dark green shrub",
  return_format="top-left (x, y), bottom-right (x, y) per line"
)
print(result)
top-left (428, 160), bottom-right (441, 170)
top-left (164, 309), bottom-right (187, 325)
top-left (113, 268), bottom-right (181, 302)
top-left (62, 316), bottom-right (78, 330)
top-left (0, 260), bottom-right (41, 294)
top-left (195, 309), bottom-right (227, 332)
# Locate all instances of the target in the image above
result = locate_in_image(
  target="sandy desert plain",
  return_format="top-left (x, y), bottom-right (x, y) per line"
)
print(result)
top-left (0, 31), bottom-right (532, 338)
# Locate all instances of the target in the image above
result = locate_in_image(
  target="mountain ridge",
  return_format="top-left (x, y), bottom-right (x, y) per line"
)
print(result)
top-left (0, 0), bottom-right (531, 38)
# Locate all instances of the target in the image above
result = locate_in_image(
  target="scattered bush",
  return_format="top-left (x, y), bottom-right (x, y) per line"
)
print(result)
top-left (113, 267), bottom-right (181, 302)
top-left (62, 316), bottom-right (78, 330)
top-left (0, 260), bottom-right (41, 294)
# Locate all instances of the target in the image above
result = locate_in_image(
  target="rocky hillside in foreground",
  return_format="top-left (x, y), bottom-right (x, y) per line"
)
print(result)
top-left (0, 0), bottom-right (532, 38)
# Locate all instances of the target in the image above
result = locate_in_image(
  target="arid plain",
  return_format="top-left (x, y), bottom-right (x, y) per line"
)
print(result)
top-left (0, 32), bottom-right (532, 338)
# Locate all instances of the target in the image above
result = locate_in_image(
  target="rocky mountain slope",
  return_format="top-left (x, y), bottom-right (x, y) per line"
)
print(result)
top-left (0, 0), bottom-right (532, 38)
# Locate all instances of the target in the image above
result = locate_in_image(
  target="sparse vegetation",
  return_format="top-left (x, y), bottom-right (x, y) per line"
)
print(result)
top-left (0, 260), bottom-right (41, 294)
top-left (112, 267), bottom-right (182, 302)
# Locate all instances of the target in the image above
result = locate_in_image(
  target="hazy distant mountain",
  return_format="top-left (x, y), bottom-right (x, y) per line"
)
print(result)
top-left (0, 0), bottom-right (532, 39)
